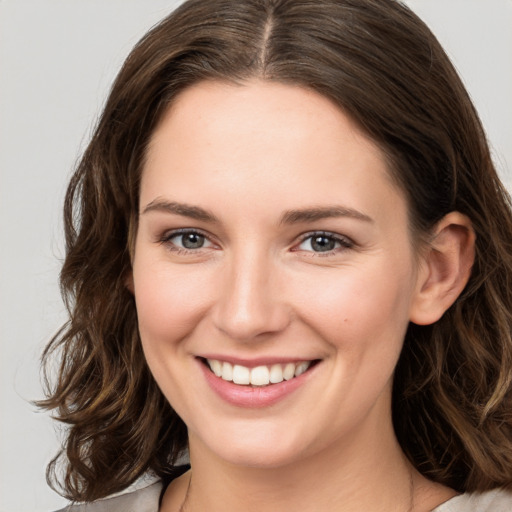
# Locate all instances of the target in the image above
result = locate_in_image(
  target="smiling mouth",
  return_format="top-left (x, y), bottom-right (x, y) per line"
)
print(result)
top-left (201, 358), bottom-right (320, 387)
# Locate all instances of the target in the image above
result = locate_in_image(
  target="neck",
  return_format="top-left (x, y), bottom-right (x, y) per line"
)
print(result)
top-left (182, 414), bottom-right (416, 512)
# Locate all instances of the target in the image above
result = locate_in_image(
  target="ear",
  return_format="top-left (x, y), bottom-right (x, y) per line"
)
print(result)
top-left (409, 212), bottom-right (475, 326)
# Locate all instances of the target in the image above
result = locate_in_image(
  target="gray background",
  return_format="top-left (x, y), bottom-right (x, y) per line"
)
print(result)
top-left (1, 1), bottom-right (511, 510)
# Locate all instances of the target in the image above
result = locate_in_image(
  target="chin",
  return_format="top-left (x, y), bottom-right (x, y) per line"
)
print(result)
top-left (213, 443), bottom-right (303, 469)
top-left (190, 418), bottom-right (313, 469)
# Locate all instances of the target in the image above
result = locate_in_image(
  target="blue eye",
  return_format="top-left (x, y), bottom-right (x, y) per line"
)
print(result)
top-left (297, 232), bottom-right (352, 253)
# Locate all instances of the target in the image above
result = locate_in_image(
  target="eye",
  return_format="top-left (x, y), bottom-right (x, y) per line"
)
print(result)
top-left (296, 232), bottom-right (353, 253)
top-left (160, 229), bottom-right (215, 252)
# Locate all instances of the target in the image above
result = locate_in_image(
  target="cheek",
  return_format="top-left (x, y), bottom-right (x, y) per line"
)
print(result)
top-left (291, 265), bottom-right (415, 425)
top-left (133, 262), bottom-right (214, 349)
top-left (290, 261), bottom-right (415, 355)
top-left (132, 262), bottom-right (217, 413)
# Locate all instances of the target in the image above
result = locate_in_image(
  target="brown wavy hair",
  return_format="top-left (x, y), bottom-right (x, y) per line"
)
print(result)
top-left (40, 0), bottom-right (512, 501)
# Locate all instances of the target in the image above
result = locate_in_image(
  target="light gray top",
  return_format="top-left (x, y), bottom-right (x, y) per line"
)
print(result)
top-left (57, 481), bottom-right (512, 512)
top-left (432, 487), bottom-right (512, 511)
top-left (55, 481), bottom-right (163, 512)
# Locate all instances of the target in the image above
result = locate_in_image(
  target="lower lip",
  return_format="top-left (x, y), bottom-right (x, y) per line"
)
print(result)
top-left (199, 360), bottom-right (317, 408)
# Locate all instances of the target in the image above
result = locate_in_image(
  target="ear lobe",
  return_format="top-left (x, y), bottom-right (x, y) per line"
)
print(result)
top-left (409, 212), bottom-right (475, 326)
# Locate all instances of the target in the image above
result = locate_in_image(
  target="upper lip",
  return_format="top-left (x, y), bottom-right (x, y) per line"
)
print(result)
top-left (197, 354), bottom-right (319, 368)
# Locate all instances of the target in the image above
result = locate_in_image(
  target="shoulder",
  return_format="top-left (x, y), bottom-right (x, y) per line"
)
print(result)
top-left (433, 488), bottom-right (512, 512)
top-left (54, 480), bottom-right (163, 512)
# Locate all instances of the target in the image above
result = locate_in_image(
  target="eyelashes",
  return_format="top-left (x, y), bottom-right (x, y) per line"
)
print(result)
top-left (158, 228), bottom-right (354, 256)
top-left (294, 231), bottom-right (354, 254)
top-left (158, 228), bottom-right (216, 253)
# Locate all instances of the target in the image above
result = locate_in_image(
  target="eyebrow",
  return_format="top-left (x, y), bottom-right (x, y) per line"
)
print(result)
top-left (280, 206), bottom-right (373, 224)
top-left (141, 199), bottom-right (218, 223)
top-left (141, 199), bottom-right (372, 225)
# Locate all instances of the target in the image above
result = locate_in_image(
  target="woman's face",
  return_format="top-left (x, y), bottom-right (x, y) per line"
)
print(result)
top-left (132, 80), bottom-right (424, 468)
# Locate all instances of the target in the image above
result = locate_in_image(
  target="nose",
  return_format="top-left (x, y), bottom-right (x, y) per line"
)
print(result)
top-left (212, 248), bottom-right (291, 342)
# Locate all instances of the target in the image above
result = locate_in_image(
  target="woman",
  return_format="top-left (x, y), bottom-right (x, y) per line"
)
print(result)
top-left (41, 0), bottom-right (512, 510)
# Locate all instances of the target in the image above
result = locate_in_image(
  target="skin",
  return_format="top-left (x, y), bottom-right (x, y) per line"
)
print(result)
top-left (130, 80), bottom-right (474, 511)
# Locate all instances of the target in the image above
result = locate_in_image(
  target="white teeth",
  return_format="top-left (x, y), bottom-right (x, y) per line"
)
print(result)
top-left (283, 363), bottom-right (296, 381)
top-left (206, 359), bottom-right (313, 386)
top-left (294, 362), bottom-right (310, 377)
top-left (221, 361), bottom-right (233, 381)
top-left (251, 365), bottom-right (270, 386)
top-left (232, 364), bottom-right (250, 385)
top-left (208, 359), bottom-right (223, 377)
top-left (269, 364), bottom-right (284, 384)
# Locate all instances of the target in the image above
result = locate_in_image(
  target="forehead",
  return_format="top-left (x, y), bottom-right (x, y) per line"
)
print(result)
top-left (141, 79), bottom-right (406, 226)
